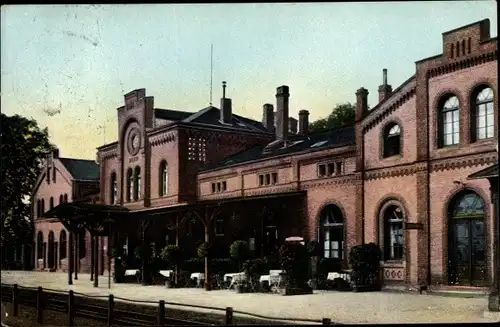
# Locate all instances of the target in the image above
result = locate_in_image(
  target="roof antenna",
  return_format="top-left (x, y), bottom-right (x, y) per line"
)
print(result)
top-left (222, 81), bottom-right (226, 99)
top-left (209, 44), bottom-right (213, 106)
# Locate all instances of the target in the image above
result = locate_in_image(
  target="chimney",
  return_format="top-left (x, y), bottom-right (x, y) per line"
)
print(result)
top-left (378, 69), bottom-right (392, 103)
top-left (275, 85), bottom-right (290, 142)
top-left (288, 117), bottom-right (298, 134)
top-left (220, 81), bottom-right (232, 124)
top-left (263, 104), bottom-right (275, 133)
top-left (356, 87), bottom-right (369, 122)
top-left (298, 110), bottom-right (309, 135)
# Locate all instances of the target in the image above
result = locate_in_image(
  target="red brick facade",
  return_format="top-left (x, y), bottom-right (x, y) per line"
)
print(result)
top-left (35, 19), bottom-right (497, 289)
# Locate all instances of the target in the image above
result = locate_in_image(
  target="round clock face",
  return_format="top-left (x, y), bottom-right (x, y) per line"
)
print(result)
top-left (127, 128), bottom-right (141, 156)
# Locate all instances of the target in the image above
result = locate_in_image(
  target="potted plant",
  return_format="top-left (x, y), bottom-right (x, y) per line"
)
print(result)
top-left (229, 240), bottom-right (250, 272)
top-left (110, 246), bottom-right (125, 283)
top-left (160, 244), bottom-right (183, 288)
top-left (348, 242), bottom-right (382, 292)
top-left (278, 241), bottom-right (313, 295)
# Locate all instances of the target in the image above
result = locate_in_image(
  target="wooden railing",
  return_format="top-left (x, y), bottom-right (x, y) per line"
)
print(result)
top-left (1, 283), bottom-right (333, 325)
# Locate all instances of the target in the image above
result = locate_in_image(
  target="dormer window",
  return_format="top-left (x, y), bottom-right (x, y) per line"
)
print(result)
top-left (211, 180), bottom-right (228, 193)
top-left (383, 123), bottom-right (401, 158)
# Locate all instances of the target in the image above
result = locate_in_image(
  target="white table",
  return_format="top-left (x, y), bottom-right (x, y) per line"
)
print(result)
top-left (269, 270), bottom-right (283, 276)
top-left (159, 270), bottom-right (173, 278)
top-left (327, 271), bottom-right (351, 282)
top-left (190, 272), bottom-right (205, 287)
top-left (259, 275), bottom-right (270, 283)
top-left (224, 272), bottom-right (245, 288)
top-left (125, 269), bottom-right (140, 276)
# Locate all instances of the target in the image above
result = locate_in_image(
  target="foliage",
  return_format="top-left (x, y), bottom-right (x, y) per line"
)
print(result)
top-left (185, 257), bottom-right (204, 272)
top-left (348, 242), bottom-right (381, 273)
top-left (308, 102), bottom-right (356, 133)
top-left (1, 113), bottom-right (54, 245)
top-left (229, 240), bottom-right (250, 271)
top-left (229, 240), bottom-right (250, 261)
top-left (305, 240), bottom-right (321, 257)
top-left (278, 241), bottom-right (309, 287)
top-left (242, 257), bottom-right (268, 278)
top-left (159, 245), bottom-right (183, 268)
top-left (197, 242), bottom-right (211, 259)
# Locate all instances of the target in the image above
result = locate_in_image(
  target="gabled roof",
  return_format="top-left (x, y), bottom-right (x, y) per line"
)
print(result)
top-left (467, 163), bottom-right (498, 180)
top-left (201, 126), bottom-right (355, 172)
top-left (154, 106), bottom-right (270, 134)
top-left (59, 158), bottom-right (100, 181)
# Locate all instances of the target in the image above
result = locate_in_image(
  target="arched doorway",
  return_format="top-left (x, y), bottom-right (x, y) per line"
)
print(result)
top-left (48, 231), bottom-right (55, 269)
top-left (318, 204), bottom-right (344, 260)
top-left (447, 191), bottom-right (487, 286)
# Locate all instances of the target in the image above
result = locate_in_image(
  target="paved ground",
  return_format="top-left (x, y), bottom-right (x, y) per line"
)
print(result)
top-left (1, 270), bottom-right (498, 324)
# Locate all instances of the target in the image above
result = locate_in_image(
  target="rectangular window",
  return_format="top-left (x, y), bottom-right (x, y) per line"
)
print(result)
top-left (259, 175), bottom-right (264, 186)
top-left (222, 181), bottom-right (227, 191)
top-left (211, 183), bottom-right (216, 193)
top-left (318, 164), bottom-right (326, 177)
top-left (265, 174), bottom-right (271, 185)
top-left (327, 163), bottom-right (335, 176)
top-left (217, 182), bottom-right (221, 192)
top-left (271, 172), bottom-right (278, 184)
top-left (215, 219), bottom-right (224, 236)
top-left (477, 102), bottom-right (495, 140)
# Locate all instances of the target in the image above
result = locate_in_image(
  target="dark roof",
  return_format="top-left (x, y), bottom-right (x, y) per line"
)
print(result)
top-left (59, 158), bottom-right (100, 181)
top-left (202, 126), bottom-right (355, 172)
top-left (154, 106), bottom-right (270, 134)
top-left (154, 108), bottom-right (193, 121)
top-left (43, 202), bottom-right (130, 221)
top-left (467, 163), bottom-right (499, 180)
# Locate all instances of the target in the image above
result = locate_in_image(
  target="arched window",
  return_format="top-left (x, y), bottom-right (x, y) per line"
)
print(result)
top-left (134, 166), bottom-right (141, 200)
top-left (37, 200), bottom-right (41, 218)
top-left (448, 191), bottom-right (486, 285)
top-left (439, 95), bottom-right (460, 147)
top-left (49, 197), bottom-right (54, 210)
top-left (319, 205), bottom-right (344, 259)
top-left (382, 205), bottom-right (405, 261)
top-left (59, 230), bottom-right (67, 259)
top-left (41, 199), bottom-right (45, 215)
top-left (59, 194), bottom-right (63, 205)
top-left (472, 86), bottom-right (494, 141)
top-left (383, 123), bottom-right (401, 158)
top-left (110, 172), bottom-right (117, 204)
top-left (159, 161), bottom-right (168, 196)
top-left (126, 168), bottom-right (133, 202)
top-left (63, 194), bottom-right (68, 203)
top-left (37, 232), bottom-right (44, 259)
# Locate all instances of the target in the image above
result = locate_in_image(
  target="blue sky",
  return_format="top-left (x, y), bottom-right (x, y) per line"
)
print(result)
top-left (1, 2), bottom-right (497, 159)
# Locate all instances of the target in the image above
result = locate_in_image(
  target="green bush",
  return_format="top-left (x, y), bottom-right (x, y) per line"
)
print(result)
top-left (229, 240), bottom-right (250, 270)
top-left (160, 245), bottom-right (183, 269)
top-left (278, 242), bottom-right (309, 287)
top-left (349, 242), bottom-right (381, 273)
top-left (197, 242), bottom-right (210, 259)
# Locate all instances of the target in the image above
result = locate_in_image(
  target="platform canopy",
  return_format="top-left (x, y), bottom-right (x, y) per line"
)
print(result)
top-left (42, 202), bottom-right (131, 234)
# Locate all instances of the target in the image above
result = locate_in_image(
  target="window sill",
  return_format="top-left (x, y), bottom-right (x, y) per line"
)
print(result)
top-left (381, 154), bottom-right (403, 160)
top-left (382, 260), bottom-right (405, 266)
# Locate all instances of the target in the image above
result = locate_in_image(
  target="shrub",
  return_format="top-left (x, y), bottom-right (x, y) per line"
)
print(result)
top-left (278, 241), bottom-right (309, 287)
top-left (348, 242), bottom-right (382, 287)
top-left (160, 245), bottom-right (183, 269)
top-left (185, 257), bottom-right (204, 272)
top-left (229, 240), bottom-right (250, 270)
top-left (197, 242), bottom-right (210, 259)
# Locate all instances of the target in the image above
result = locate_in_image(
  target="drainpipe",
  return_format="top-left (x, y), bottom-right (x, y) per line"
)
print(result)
top-left (426, 72), bottom-right (432, 289)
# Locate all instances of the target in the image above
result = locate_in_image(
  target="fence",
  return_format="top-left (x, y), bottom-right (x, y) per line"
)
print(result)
top-left (1, 283), bottom-right (333, 326)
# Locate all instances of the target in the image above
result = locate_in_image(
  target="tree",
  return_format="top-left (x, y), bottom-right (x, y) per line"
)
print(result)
top-left (309, 102), bottom-right (356, 133)
top-left (1, 113), bottom-right (54, 248)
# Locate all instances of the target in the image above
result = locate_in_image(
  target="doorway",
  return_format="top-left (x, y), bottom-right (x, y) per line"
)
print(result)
top-left (448, 191), bottom-right (487, 286)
